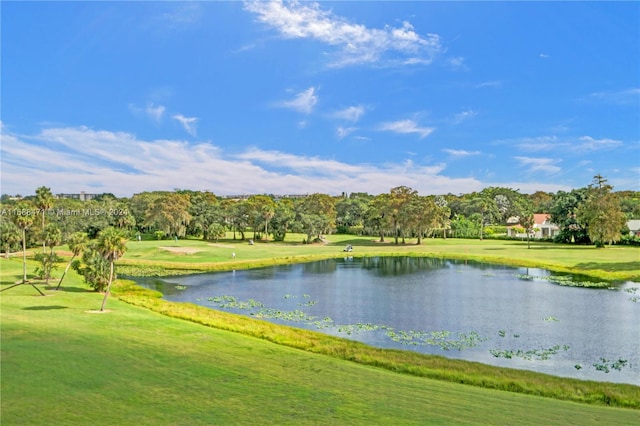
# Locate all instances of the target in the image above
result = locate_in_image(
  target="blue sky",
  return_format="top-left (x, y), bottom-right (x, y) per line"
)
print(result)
top-left (2, 1), bottom-right (639, 197)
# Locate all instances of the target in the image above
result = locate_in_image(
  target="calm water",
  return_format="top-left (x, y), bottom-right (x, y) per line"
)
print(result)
top-left (132, 257), bottom-right (640, 385)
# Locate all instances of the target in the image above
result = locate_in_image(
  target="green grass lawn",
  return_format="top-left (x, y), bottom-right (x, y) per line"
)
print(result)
top-left (118, 233), bottom-right (640, 281)
top-left (2, 243), bottom-right (640, 425)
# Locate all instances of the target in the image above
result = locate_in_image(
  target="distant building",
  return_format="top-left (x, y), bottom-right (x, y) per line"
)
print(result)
top-left (627, 219), bottom-right (640, 236)
top-left (507, 213), bottom-right (559, 239)
top-left (56, 191), bottom-right (99, 201)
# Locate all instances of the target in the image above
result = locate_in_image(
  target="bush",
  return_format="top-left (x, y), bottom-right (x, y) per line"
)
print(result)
top-left (618, 234), bottom-right (640, 246)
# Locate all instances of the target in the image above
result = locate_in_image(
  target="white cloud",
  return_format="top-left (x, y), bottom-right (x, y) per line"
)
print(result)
top-left (475, 80), bottom-right (502, 89)
top-left (275, 87), bottom-right (318, 114)
top-left (378, 119), bottom-right (434, 139)
top-left (576, 136), bottom-right (623, 152)
top-left (451, 109), bottom-right (477, 124)
top-left (539, 53), bottom-right (550, 59)
top-left (129, 102), bottom-right (166, 123)
top-left (336, 126), bottom-right (357, 139)
top-left (150, 3), bottom-right (202, 31)
top-left (172, 114), bottom-right (198, 136)
top-left (442, 149), bottom-right (480, 157)
top-left (331, 105), bottom-right (365, 122)
top-left (510, 135), bottom-right (622, 153)
top-left (587, 88), bottom-right (639, 105)
top-left (146, 103), bottom-right (166, 123)
top-left (514, 156), bottom-right (562, 174)
top-left (0, 125), bottom-right (494, 197)
top-left (244, 0), bottom-right (442, 67)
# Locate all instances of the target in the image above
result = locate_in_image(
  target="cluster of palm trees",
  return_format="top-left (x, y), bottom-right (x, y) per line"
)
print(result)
top-left (4, 187), bottom-right (127, 311)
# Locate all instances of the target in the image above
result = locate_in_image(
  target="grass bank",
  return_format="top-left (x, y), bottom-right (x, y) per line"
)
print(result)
top-left (116, 234), bottom-right (640, 281)
top-left (1, 259), bottom-right (639, 425)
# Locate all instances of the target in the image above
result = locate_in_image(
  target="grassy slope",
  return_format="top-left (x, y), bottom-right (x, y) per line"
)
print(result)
top-left (117, 233), bottom-right (640, 281)
top-left (1, 259), bottom-right (639, 425)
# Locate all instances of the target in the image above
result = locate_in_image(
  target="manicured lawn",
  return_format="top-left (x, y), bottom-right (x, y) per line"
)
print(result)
top-left (1, 255), bottom-right (639, 425)
top-left (118, 233), bottom-right (640, 281)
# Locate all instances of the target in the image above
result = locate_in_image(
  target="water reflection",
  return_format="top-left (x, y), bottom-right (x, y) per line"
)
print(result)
top-left (131, 257), bottom-right (640, 385)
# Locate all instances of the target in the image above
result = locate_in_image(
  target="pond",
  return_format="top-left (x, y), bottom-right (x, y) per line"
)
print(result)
top-left (131, 257), bottom-right (640, 385)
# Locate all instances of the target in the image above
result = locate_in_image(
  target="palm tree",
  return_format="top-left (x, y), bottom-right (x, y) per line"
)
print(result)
top-left (35, 186), bottom-right (54, 253)
top-left (97, 227), bottom-right (128, 311)
top-left (11, 202), bottom-right (36, 284)
top-left (521, 214), bottom-right (536, 249)
top-left (0, 221), bottom-right (22, 258)
top-left (56, 232), bottom-right (88, 290)
top-left (261, 204), bottom-right (275, 241)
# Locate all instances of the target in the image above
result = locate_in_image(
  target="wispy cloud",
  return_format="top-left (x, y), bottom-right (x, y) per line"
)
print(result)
top-left (1, 125), bottom-right (502, 197)
top-left (442, 148), bottom-right (480, 157)
top-left (275, 87), bottom-right (318, 114)
top-left (146, 103), bottom-right (166, 123)
top-left (514, 156), bottom-right (562, 174)
top-left (587, 88), bottom-right (640, 105)
top-left (447, 56), bottom-right (468, 71)
top-left (451, 109), bottom-right (477, 124)
top-left (129, 102), bottom-right (166, 123)
top-left (513, 135), bottom-right (622, 153)
top-left (336, 126), bottom-right (357, 139)
top-left (378, 119), bottom-right (434, 139)
top-left (475, 80), bottom-right (502, 89)
top-left (331, 105), bottom-right (365, 122)
top-left (151, 2), bottom-right (202, 31)
top-left (575, 136), bottom-right (623, 152)
top-left (539, 53), bottom-right (550, 59)
top-left (172, 114), bottom-right (198, 136)
top-left (244, 0), bottom-right (442, 67)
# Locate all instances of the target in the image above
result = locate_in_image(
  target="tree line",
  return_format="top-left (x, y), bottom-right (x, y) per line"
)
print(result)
top-left (0, 176), bottom-right (637, 297)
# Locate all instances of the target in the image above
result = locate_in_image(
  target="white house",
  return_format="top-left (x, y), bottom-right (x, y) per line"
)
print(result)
top-left (507, 214), bottom-right (559, 239)
top-left (627, 219), bottom-right (640, 236)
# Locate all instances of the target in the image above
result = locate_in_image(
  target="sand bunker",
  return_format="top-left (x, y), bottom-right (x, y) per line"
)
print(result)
top-left (159, 246), bottom-right (201, 254)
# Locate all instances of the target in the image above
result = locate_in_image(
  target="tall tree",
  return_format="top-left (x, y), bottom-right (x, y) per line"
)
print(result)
top-left (56, 232), bottom-right (88, 290)
top-left (36, 223), bottom-right (63, 284)
top-left (388, 186), bottom-right (418, 244)
top-left (365, 193), bottom-right (392, 242)
top-left (144, 193), bottom-right (192, 238)
top-left (248, 195), bottom-right (275, 241)
top-left (35, 186), bottom-right (54, 253)
top-left (188, 191), bottom-right (221, 240)
top-left (269, 199), bottom-right (295, 241)
top-left (520, 213), bottom-right (535, 249)
top-left (550, 188), bottom-right (590, 243)
top-left (576, 175), bottom-right (627, 247)
top-left (0, 221), bottom-right (21, 258)
top-left (11, 202), bottom-right (36, 283)
top-left (407, 196), bottom-right (437, 244)
top-left (295, 194), bottom-right (336, 243)
top-left (97, 227), bottom-right (128, 311)
top-left (466, 195), bottom-right (499, 240)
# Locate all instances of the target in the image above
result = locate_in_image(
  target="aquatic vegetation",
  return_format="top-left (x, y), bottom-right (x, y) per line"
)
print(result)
top-left (624, 287), bottom-right (639, 302)
top-left (338, 323), bottom-right (389, 335)
top-left (497, 330), bottom-right (506, 337)
top-left (544, 316), bottom-right (559, 322)
top-left (490, 344), bottom-right (569, 361)
top-left (174, 285), bottom-right (187, 290)
top-left (207, 295), bottom-right (264, 310)
top-left (387, 330), bottom-right (487, 351)
top-left (206, 293), bottom-right (487, 351)
top-left (593, 358), bottom-right (629, 373)
top-left (514, 273), bottom-right (609, 288)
